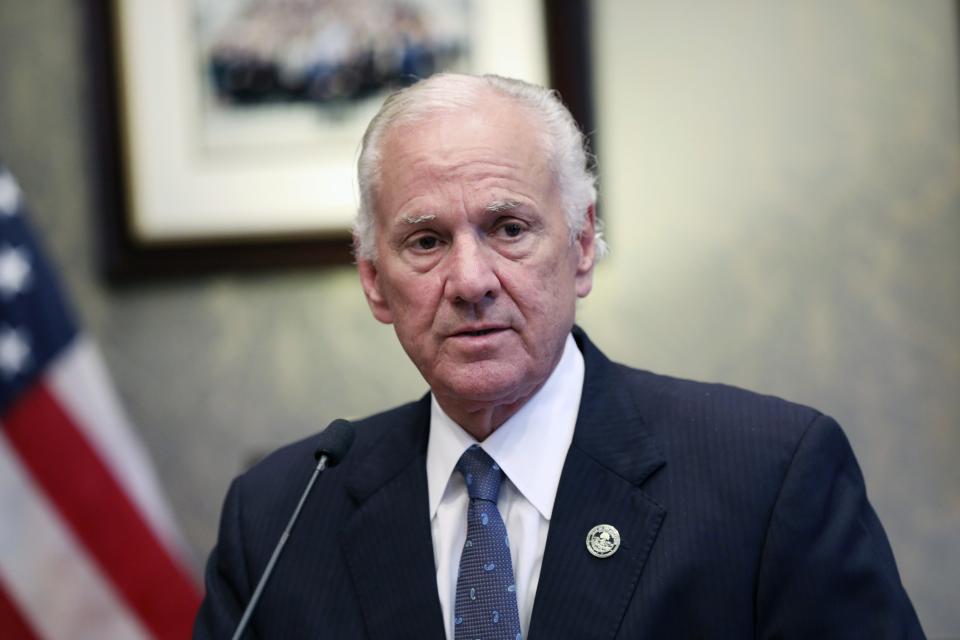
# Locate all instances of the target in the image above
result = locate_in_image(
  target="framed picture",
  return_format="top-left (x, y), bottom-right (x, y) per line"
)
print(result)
top-left (87, 0), bottom-right (593, 280)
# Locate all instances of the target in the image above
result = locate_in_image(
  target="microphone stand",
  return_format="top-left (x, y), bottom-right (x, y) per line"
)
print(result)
top-left (230, 453), bottom-right (332, 640)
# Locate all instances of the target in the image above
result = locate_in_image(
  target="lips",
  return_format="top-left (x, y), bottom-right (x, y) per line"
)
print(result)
top-left (451, 326), bottom-right (508, 338)
top-left (461, 328), bottom-right (502, 337)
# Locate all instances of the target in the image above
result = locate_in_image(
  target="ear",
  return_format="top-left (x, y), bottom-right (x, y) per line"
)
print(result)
top-left (358, 258), bottom-right (394, 324)
top-left (574, 204), bottom-right (597, 298)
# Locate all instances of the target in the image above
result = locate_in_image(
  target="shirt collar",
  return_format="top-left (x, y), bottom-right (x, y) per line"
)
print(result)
top-left (426, 333), bottom-right (585, 521)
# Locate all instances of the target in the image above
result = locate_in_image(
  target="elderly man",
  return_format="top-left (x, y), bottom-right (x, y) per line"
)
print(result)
top-left (195, 74), bottom-right (923, 639)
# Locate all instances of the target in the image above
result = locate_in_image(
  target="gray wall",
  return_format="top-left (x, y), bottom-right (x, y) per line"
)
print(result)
top-left (585, 2), bottom-right (960, 635)
top-left (0, 0), bottom-right (957, 635)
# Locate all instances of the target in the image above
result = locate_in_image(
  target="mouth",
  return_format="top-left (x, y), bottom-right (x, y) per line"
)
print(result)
top-left (452, 326), bottom-right (508, 338)
top-left (460, 328), bottom-right (502, 337)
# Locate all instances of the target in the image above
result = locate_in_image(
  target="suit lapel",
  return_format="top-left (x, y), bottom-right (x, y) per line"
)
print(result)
top-left (338, 330), bottom-right (665, 639)
top-left (340, 396), bottom-right (447, 640)
top-left (528, 329), bottom-right (667, 639)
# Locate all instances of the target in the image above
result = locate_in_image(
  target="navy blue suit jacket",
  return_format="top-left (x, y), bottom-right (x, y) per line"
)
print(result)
top-left (195, 328), bottom-right (923, 638)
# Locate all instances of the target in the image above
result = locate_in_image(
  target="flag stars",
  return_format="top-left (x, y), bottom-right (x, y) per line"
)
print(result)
top-left (0, 245), bottom-right (31, 297)
top-left (0, 172), bottom-right (21, 216)
top-left (0, 326), bottom-right (31, 378)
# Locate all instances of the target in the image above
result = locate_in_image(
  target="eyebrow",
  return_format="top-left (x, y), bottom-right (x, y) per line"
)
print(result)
top-left (486, 200), bottom-right (522, 214)
top-left (401, 214), bottom-right (437, 225)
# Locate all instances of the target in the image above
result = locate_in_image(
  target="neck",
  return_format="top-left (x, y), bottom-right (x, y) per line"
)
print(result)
top-left (435, 385), bottom-right (546, 441)
top-left (433, 335), bottom-right (572, 441)
top-left (445, 405), bottom-right (515, 442)
top-left (437, 396), bottom-right (529, 442)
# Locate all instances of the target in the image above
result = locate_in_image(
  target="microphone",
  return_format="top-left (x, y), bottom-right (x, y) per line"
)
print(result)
top-left (231, 419), bottom-right (356, 640)
top-left (313, 418), bottom-right (355, 466)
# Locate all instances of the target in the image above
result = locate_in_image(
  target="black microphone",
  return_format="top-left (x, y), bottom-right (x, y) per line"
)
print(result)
top-left (231, 419), bottom-right (356, 640)
top-left (313, 418), bottom-right (355, 466)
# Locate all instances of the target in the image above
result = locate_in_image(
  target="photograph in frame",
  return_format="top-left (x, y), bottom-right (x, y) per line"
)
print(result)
top-left (90, 0), bottom-right (592, 278)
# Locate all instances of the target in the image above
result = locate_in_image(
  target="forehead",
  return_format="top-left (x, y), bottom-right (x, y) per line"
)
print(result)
top-left (374, 95), bottom-right (555, 218)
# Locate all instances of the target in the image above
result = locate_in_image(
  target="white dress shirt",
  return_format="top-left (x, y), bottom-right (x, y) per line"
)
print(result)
top-left (426, 333), bottom-right (585, 639)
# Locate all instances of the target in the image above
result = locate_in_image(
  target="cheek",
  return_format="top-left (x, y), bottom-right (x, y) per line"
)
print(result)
top-left (535, 246), bottom-right (581, 299)
top-left (387, 273), bottom-right (445, 329)
top-left (506, 261), bottom-right (578, 326)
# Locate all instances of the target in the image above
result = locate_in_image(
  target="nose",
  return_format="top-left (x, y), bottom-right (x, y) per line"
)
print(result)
top-left (443, 233), bottom-right (501, 305)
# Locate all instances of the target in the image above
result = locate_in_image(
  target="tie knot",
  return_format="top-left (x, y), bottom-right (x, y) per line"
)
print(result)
top-left (456, 446), bottom-right (503, 503)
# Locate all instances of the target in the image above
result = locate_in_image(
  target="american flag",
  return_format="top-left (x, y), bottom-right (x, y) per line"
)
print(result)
top-left (0, 165), bottom-right (201, 639)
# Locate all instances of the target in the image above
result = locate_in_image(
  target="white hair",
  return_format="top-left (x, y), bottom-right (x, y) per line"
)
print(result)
top-left (353, 73), bottom-right (606, 260)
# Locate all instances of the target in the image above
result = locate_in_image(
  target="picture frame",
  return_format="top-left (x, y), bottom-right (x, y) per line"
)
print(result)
top-left (87, 0), bottom-right (594, 280)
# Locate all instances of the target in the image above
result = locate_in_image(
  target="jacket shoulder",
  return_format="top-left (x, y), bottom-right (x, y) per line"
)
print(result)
top-left (616, 363), bottom-right (824, 447)
top-left (232, 397), bottom-right (429, 504)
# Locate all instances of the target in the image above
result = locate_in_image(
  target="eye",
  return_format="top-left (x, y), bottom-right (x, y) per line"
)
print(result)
top-left (502, 222), bottom-right (524, 238)
top-left (494, 219), bottom-right (528, 239)
top-left (416, 235), bottom-right (439, 251)
top-left (403, 231), bottom-right (444, 254)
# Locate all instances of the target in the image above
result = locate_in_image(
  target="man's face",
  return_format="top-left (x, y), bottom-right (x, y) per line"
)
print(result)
top-left (358, 94), bottom-right (596, 420)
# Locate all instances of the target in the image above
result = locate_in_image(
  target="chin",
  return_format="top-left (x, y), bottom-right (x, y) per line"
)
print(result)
top-left (431, 360), bottom-right (539, 407)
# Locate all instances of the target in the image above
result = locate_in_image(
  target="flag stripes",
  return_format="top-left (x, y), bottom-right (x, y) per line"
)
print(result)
top-left (47, 338), bottom-right (190, 561)
top-left (0, 164), bottom-right (200, 638)
top-left (2, 383), bottom-right (199, 639)
top-left (0, 433), bottom-right (150, 640)
top-left (0, 577), bottom-right (38, 640)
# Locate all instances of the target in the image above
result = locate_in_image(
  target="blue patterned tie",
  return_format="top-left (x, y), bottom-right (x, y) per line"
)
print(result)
top-left (453, 446), bottom-right (522, 640)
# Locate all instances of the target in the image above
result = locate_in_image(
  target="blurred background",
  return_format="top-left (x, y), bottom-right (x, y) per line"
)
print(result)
top-left (0, 0), bottom-right (957, 636)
